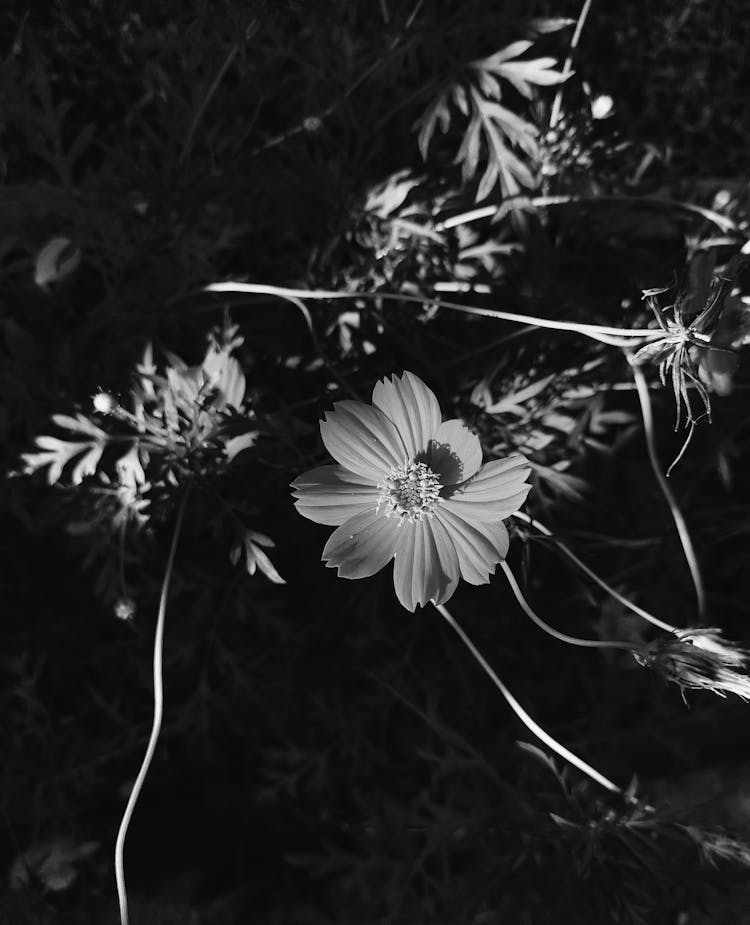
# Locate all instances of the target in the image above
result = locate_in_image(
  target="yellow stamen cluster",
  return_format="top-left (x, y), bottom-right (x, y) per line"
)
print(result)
top-left (377, 461), bottom-right (442, 523)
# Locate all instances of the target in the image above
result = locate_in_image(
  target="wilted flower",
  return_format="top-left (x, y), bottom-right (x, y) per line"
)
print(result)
top-left (683, 825), bottom-right (750, 868)
top-left (291, 371), bottom-right (531, 611)
top-left (633, 254), bottom-right (748, 426)
top-left (633, 627), bottom-right (750, 700)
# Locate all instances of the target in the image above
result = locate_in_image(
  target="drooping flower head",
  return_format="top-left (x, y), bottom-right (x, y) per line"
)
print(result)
top-left (633, 627), bottom-right (750, 700)
top-left (291, 372), bottom-right (531, 611)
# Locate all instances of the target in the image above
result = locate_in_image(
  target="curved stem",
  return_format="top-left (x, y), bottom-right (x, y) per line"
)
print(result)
top-left (114, 487), bottom-right (191, 925)
top-left (511, 511), bottom-right (678, 634)
top-left (437, 195), bottom-right (739, 236)
top-left (499, 561), bottom-right (635, 650)
top-left (204, 282), bottom-right (660, 347)
top-left (433, 602), bottom-right (622, 794)
top-left (628, 355), bottom-right (706, 619)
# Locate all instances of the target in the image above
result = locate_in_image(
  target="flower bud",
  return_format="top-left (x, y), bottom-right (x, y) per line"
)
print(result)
top-left (93, 393), bottom-right (117, 414)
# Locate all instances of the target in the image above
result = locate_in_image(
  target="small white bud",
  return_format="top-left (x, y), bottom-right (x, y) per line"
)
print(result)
top-left (591, 94), bottom-right (614, 120)
top-left (93, 392), bottom-right (117, 414)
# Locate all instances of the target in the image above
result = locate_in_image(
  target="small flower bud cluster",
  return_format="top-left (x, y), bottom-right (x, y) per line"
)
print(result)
top-left (377, 461), bottom-right (442, 523)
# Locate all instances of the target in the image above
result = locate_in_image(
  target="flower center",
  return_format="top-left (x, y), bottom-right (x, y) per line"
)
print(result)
top-left (377, 461), bottom-right (442, 523)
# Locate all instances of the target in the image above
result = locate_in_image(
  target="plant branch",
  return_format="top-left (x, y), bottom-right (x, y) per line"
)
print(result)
top-left (114, 486), bottom-right (191, 925)
top-left (511, 511), bottom-right (678, 634)
top-left (437, 194), bottom-right (739, 236)
top-left (499, 561), bottom-right (634, 650)
top-left (549, 0), bottom-right (594, 128)
top-left (433, 602), bottom-right (622, 794)
top-left (203, 282), bottom-right (660, 347)
top-left (628, 354), bottom-right (706, 618)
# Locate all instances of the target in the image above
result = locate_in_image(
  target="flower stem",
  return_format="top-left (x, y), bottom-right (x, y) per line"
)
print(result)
top-left (435, 195), bottom-right (738, 236)
top-left (114, 487), bottom-right (190, 925)
top-left (433, 602), bottom-right (622, 794)
top-left (203, 282), bottom-right (660, 347)
top-left (511, 511), bottom-right (678, 634)
top-left (499, 561), bottom-right (634, 650)
top-left (628, 355), bottom-right (707, 619)
top-left (549, 0), bottom-right (594, 129)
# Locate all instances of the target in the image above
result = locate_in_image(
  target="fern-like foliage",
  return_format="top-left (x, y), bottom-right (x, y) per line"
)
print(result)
top-left (415, 37), bottom-right (567, 203)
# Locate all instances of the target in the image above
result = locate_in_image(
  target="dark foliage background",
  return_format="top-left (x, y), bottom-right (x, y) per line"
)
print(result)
top-left (2, 1), bottom-right (750, 922)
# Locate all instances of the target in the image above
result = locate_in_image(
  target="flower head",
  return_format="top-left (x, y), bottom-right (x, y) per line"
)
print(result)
top-left (291, 371), bottom-right (531, 611)
top-left (633, 627), bottom-right (750, 700)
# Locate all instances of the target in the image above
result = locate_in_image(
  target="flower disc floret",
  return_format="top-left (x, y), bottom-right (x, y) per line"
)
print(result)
top-left (378, 462), bottom-right (442, 523)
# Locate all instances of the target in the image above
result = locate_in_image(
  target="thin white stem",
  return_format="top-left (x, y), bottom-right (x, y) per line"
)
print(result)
top-left (511, 511), bottom-right (678, 634)
top-left (499, 560), bottom-right (635, 650)
top-left (204, 282), bottom-right (660, 346)
top-left (549, 0), bottom-right (594, 128)
top-left (115, 488), bottom-right (190, 925)
top-left (628, 356), bottom-right (706, 619)
top-left (434, 602), bottom-right (622, 794)
top-left (437, 195), bottom-right (737, 236)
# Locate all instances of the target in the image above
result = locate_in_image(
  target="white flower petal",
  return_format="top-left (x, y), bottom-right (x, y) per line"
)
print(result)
top-left (392, 516), bottom-right (460, 611)
top-left (425, 514), bottom-right (460, 606)
top-left (322, 509), bottom-right (400, 578)
top-left (428, 419), bottom-right (483, 484)
top-left (292, 465), bottom-right (379, 525)
top-left (371, 371), bottom-right (442, 458)
top-left (320, 400), bottom-right (408, 480)
top-left (436, 504), bottom-right (510, 584)
top-left (446, 455), bottom-right (531, 520)
top-left (392, 521), bottom-right (420, 611)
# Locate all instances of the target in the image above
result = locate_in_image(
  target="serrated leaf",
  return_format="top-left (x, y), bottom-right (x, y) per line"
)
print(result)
top-left (34, 237), bottom-right (81, 287)
top-left (450, 83), bottom-right (469, 116)
top-left (249, 542), bottom-right (285, 584)
top-left (224, 430), bottom-right (257, 463)
top-left (51, 412), bottom-right (106, 439)
top-left (487, 40), bottom-right (533, 64)
top-left (527, 16), bottom-right (575, 35)
top-left (70, 443), bottom-right (104, 485)
top-left (234, 531), bottom-right (285, 584)
top-left (414, 87), bottom-right (451, 160)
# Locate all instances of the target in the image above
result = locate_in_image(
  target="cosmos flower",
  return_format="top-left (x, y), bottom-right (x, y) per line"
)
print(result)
top-left (291, 371), bottom-right (531, 611)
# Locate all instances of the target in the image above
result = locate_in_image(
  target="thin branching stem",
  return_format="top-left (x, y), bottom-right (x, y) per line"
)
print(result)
top-left (628, 354), bottom-right (707, 619)
top-left (433, 602), bottom-right (622, 794)
top-left (437, 194), bottom-right (738, 236)
top-left (499, 561), bottom-right (634, 650)
top-left (204, 282), bottom-right (660, 347)
top-left (115, 486), bottom-right (191, 925)
top-left (549, 0), bottom-right (594, 128)
top-left (511, 511), bottom-right (678, 634)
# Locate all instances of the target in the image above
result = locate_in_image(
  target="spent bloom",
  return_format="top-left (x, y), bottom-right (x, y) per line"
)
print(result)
top-left (291, 371), bottom-right (531, 611)
top-left (633, 627), bottom-right (750, 700)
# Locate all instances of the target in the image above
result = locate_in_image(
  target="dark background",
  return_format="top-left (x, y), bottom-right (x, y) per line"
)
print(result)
top-left (2, 1), bottom-right (750, 922)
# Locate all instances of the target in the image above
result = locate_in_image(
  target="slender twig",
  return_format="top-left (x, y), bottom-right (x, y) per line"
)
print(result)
top-left (434, 602), bottom-right (622, 794)
top-left (204, 282), bottom-right (660, 347)
top-left (499, 560), bottom-right (636, 650)
top-left (250, 0), bottom-right (424, 156)
top-left (511, 511), bottom-right (678, 634)
top-left (115, 487), bottom-right (191, 925)
top-left (437, 194), bottom-right (739, 236)
top-left (179, 44), bottom-right (239, 167)
top-left (549, 0), bottom-right (594, 129)
top-left (628, 354), bottom-right (706, 618)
